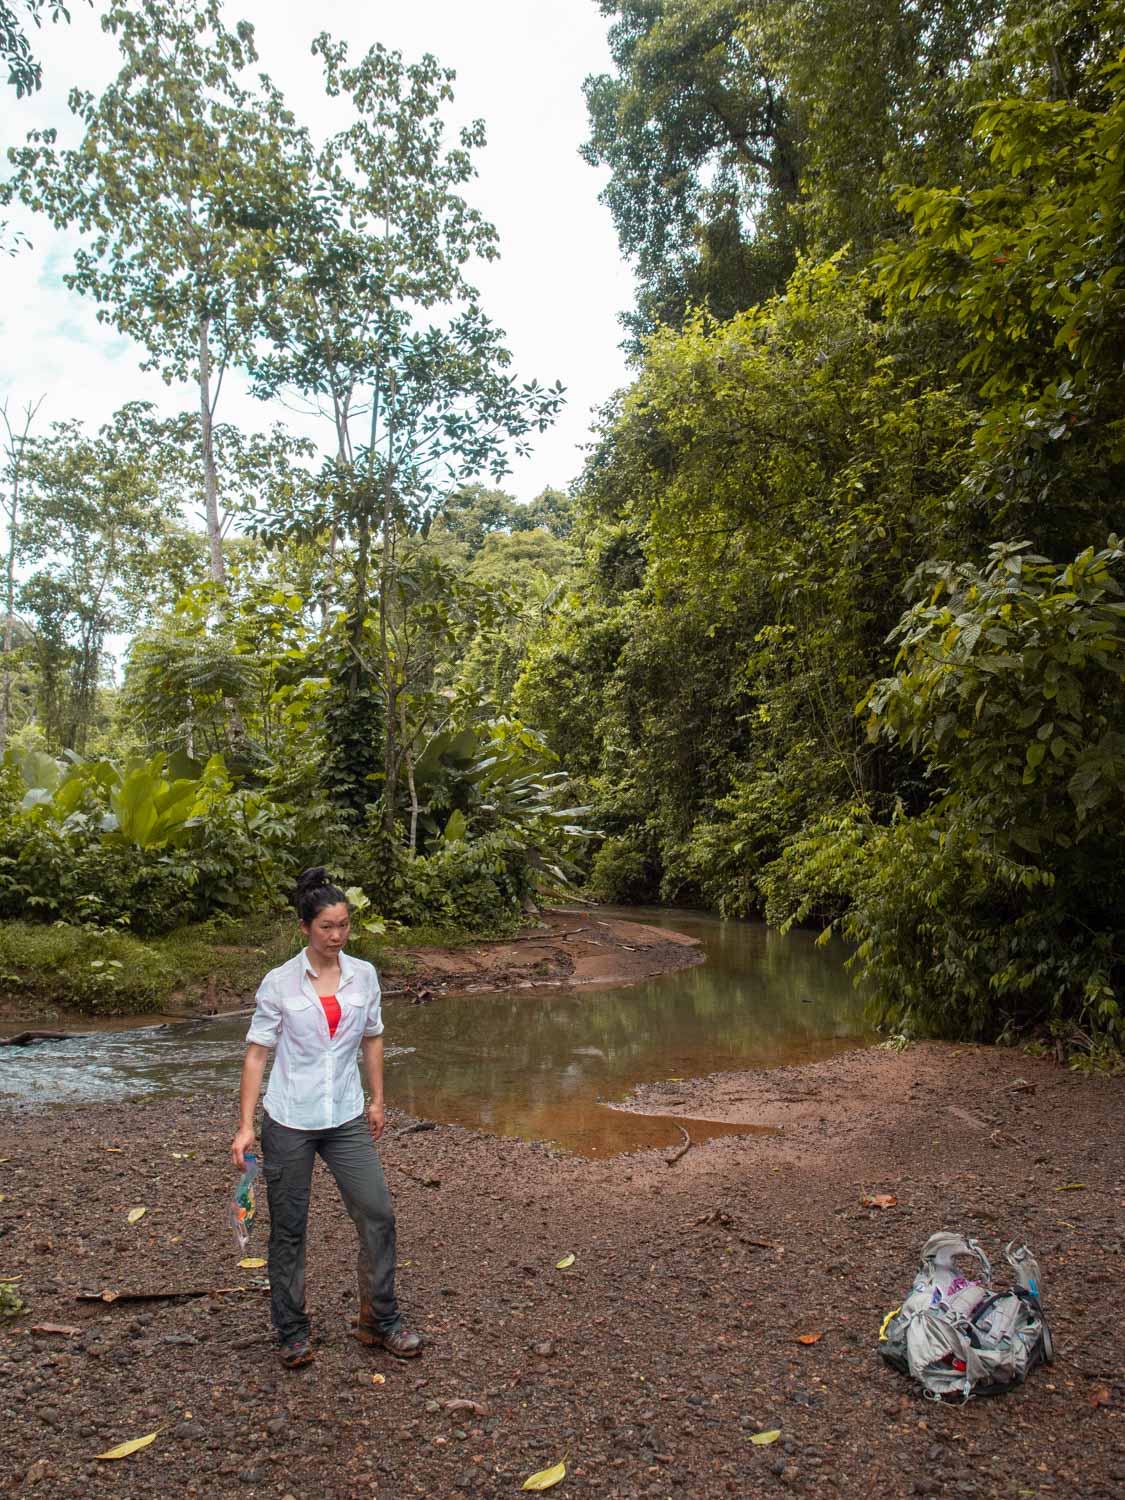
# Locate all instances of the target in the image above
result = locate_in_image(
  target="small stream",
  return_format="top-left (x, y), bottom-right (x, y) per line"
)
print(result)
top-left (0, 908), bottom-right (870, 1155)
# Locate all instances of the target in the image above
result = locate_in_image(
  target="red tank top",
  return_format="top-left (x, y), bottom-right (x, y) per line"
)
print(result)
top-left (319, 994), bottom-right (341, 1037)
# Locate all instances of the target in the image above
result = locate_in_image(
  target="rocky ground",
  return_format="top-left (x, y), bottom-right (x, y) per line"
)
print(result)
top-left (0, 1040), bottom-right (1122, 1499)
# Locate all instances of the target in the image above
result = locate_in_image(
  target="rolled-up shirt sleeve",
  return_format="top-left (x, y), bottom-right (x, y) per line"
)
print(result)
top-left (363, 970), bottom-right (384, 1038)
top-left (246, 976), bottom-right (282, 1049)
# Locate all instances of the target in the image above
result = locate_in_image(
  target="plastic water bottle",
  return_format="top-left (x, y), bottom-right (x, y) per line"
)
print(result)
top-left (230, 1152), bottom-right (261, 1253)
top-left (1005, 1242), bottom-right (1042, 1301)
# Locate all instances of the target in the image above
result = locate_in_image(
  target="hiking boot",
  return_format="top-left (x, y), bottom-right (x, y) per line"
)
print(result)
top-left (353, 1322), bottom-right (423, 1358)
top-left (279, 1335), bottom-right (314, 1369)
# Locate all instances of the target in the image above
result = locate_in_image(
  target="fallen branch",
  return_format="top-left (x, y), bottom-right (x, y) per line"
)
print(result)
top-left (665, 1125), bottom-right (692, 1167)
top-left (0, 1030), bottom-right (76, 1047)
top-left (504, 927), bottom-right (586, 944)
top-left (394, 1120), bottom-right (438, 1138)
top-left (77, 1285), bottom-right (268, 1304)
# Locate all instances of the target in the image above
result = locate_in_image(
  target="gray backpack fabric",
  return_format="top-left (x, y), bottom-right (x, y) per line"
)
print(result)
top-left (880, 1232), bottom-right (1054, 1401)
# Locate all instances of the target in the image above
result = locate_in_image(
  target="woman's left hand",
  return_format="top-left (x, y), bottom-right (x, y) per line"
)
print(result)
top-left (367, 1099), bottom-right (385, 1141)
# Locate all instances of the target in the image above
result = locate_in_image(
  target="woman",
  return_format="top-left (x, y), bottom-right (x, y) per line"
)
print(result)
top-left (230, 867), bottom-right (422, 1369)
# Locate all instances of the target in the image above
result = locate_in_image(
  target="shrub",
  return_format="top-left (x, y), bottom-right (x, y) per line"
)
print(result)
top-left (0, 922), bottom-right (177, 1015)
top-left (587, 836), bottom-right (652, 903)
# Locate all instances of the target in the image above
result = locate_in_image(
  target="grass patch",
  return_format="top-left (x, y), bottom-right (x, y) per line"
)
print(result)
top-left (0, 910), bottom-right (529, 1018)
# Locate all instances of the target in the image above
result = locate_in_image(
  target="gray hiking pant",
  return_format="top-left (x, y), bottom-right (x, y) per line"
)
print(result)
top-left (261, 1111), bottom-right (399, 1345)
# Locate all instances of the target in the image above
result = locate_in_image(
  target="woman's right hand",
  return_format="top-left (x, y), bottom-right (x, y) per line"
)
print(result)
top-left (230, 1125), bottom-right (256, 1170)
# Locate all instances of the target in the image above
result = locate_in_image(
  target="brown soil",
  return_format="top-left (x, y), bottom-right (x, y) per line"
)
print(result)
top-left (1, 1041), bottom-right (1122, 1498)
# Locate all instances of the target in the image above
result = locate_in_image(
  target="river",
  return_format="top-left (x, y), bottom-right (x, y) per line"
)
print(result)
top-left (0, 908), bottom-right (870, 1155)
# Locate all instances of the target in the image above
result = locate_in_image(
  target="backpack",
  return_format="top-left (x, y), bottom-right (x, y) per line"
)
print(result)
top-left (879, 1232), bottom-right (1054, 1402)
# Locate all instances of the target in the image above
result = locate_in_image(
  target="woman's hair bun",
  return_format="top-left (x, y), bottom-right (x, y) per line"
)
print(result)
top-left (295, 865), bottom-right (330, 896)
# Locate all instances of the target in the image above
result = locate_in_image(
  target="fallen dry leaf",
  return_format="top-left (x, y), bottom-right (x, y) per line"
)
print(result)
top-left (370, 1373), bottom-right (386, 1385)
top-left (30, 1324), bottom-right (80, 1337)
top-left (861, 1194), bottom-right (898, 1209)
top-left (555, 1253), bottom-right (576, 1270)
top-left (126, 1207), bottom-right (147, 1224)
top-left (522, 1458), bottom-right (567, 1491)
top-left (750, 1429), bottom-right (782, 1446)
top-left (96, 1431), bottom-right (159, 1461)
top-left (102, 1147), bottom-right (123, 1154)
top-left (796, 1332), bottom-right (823, 1345)
top-left (238, 1258), bottom-right (266, 1269)
top-left (1090, 1386), bottom-right (1112, 1408)
top-left (170, 1152), bottom-right (196, 1161)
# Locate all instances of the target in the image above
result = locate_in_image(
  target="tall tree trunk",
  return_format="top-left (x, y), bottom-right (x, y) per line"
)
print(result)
top-left (197, 315), bottom-right (225, 585)
top-left (0, 496), bottom-right (16, 750)
top-left (379, 370), bottom-right (398, 838)
top-left (0, 398), bottom-right (41, 748)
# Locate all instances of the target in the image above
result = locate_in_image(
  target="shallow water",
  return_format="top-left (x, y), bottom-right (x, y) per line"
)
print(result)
top-left (0, 908), bottom-right (870, 1155)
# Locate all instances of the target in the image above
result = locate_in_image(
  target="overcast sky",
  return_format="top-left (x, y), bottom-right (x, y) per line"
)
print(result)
top-left (0, 0), bottom-right (634, 505)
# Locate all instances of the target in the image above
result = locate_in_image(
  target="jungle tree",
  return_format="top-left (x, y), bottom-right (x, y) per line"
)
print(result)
top-left (2, 0), bottom-right (303, 581)
top-left (248, 35), bottom-right (564, 831)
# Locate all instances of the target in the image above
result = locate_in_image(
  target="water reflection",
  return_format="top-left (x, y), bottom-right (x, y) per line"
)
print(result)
top-left (0, 908), bottom-right (870, 1155)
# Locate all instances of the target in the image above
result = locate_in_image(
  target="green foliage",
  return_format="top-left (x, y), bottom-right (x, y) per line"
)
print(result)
top-left (786, 537), bottom-right (1125, 1044)
top-left (0, 918), bottom-right (177, 1013)
top-left (584, 0), bottom-right (999, 338)
top-left (393, 832), bottom-right (531, 934)
top-left (518, 258), bottom-right (971, 908)
top-left (583, 0), bottom-right (803, 335)
top-left (1, 0), bottom-right (86, 99)
top-left (863, 539), bottom-right (1125, 857)
top-left (877, 18), bottom-right (1125, 544)
top-left (587, 835), bottom-right (652, 903)
top-left (763, 802), bottom-right (1121, 1045)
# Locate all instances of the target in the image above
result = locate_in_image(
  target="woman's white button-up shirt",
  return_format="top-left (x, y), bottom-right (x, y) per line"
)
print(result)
top-left (245, 947), bottom-right (384, 1131)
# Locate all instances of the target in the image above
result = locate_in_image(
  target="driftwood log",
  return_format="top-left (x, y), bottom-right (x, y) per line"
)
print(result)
top-left (0, 1030), bottom-right (76, 1047)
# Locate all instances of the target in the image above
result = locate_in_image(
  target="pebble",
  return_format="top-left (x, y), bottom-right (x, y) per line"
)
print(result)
top-left (266, 1416), bottom-right (288, 1436)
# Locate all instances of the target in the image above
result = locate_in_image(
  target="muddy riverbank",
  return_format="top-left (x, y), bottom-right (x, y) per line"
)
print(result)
top-left (1, 1041), bottom-right (1122, 1498)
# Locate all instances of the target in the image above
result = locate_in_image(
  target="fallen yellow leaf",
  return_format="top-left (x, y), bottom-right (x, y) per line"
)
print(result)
top-left (750, 1429), bottom-right (782, 1446)
top-left (103, 1147), bottom-right (123, 1154)
top-left (0, 1194), bottom-right (5, 1203)
top-left (126, 1207), bottom-right (147, 1224)
top-left (97, 1431), bottom-right (159, 1461)
top-left (170, 1152), bottom-right (195, 1161)
top-left (1056, 1183), bottom-right (1086, 1192)
top-left (238, 1257), bottom-right (266, 1269)
top-left (370, 1373), bottom-right (386, 1385)
top-left (796, 1332), bottom-right (823, 1345)
top-left (522, 1458), bottom-right (567, 1491)
top-left (555, 1253), bottom-right (576, 1270)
